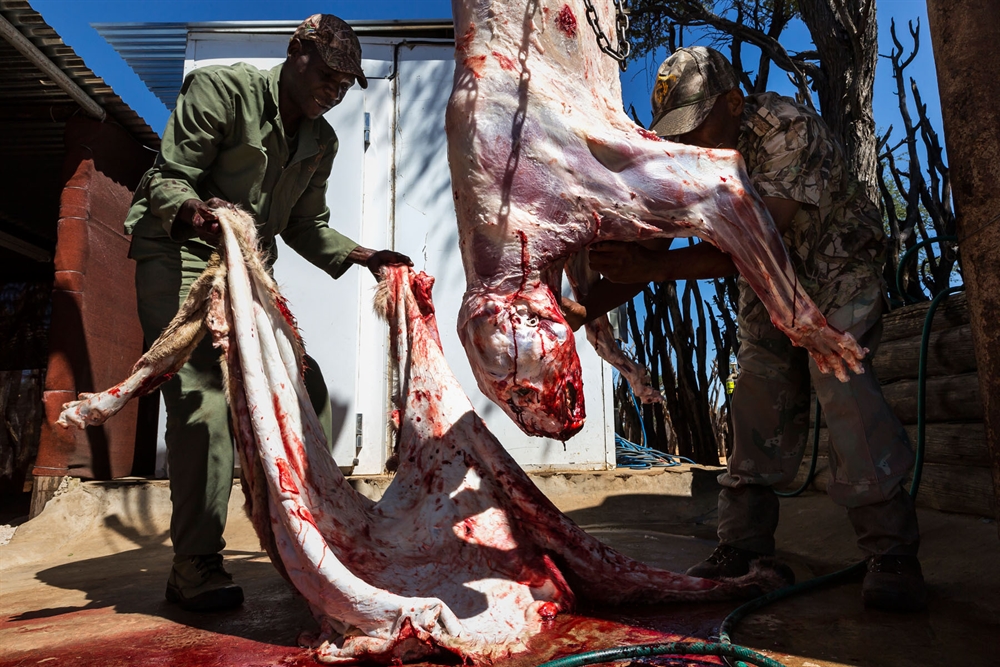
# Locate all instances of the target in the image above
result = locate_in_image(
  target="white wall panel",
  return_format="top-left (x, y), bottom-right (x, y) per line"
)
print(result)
top-left (160, 32), bottom-right (614, 475)
top-left (391, 45), bottom-right (614, 470)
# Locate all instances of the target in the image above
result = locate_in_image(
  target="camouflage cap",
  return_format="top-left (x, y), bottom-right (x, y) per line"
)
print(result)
top-left (649, 46), bottom-right (739, 137)
top-left (292, 14), bottom-right (368, 89)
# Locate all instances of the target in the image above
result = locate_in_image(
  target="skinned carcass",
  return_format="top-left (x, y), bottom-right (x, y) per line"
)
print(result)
top-left (58, 208), bottom-right (782, 664)
top-left (446, 0), bottom-right (867, 440)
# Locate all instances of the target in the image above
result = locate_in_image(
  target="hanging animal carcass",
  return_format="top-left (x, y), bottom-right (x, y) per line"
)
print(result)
top-left (446, 0), bottom-right (867, 440)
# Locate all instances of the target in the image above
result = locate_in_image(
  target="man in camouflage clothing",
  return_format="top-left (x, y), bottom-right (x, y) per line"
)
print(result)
top-left (565, 46), bottom-right (925, 611)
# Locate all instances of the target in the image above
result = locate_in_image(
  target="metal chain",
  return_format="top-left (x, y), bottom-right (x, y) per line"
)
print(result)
top-left (580, 0), bottom-right (632, 71)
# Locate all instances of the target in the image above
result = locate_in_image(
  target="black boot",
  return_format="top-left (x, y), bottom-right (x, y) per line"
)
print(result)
top-left (863, 554), bottom-right (927, 612)
top-left (686, 544), bottom-right (794, 585)
top-left (165, 554), bottom-right (244, 612)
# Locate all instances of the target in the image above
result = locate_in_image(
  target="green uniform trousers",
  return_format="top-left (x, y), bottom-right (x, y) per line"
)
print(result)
top-left (718, 288), bottom-right (920, 557)
top-left (133, 240), bottom-right (334, 557)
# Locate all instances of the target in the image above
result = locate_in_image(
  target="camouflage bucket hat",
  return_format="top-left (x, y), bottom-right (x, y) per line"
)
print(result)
top-left (293, 14), bottom-right (368, 89)
top-left (649, 46), bottom-right (739, 137)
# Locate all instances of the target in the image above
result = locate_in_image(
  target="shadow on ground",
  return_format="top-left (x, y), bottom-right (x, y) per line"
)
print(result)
top-left (2, 481), bottom-right (998, 667)
top-left (1, 508), bottom-right (318, 667)
top-left (568, 490), bottom-right (1000, 667)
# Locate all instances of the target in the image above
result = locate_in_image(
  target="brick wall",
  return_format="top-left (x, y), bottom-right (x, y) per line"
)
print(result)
top-left (34, 116), bottom-right (155, 480)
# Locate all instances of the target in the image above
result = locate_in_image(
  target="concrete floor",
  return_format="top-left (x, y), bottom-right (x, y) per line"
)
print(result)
top-left (1, 468), bottom-right (998, 667)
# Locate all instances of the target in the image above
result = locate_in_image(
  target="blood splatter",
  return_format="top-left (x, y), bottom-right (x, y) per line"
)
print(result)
top-left (536, 601), bottom-right (559, 620)
top-left (636, 127), bottom-right (662, 142)
top-left (493, 50), bottom-right (517, 71)
top-left (135, 371), bottom-right (174, 396)
top-left (456, 24), bottom-right (476, 53)
top-left (275, 457), bottom-right (298, 495)
top-left (464, 55), bottom-right (488, 78)
top-left (271, 291), bottom-right (302, 346)
top-left (555, 5), bottom-right (578, 37)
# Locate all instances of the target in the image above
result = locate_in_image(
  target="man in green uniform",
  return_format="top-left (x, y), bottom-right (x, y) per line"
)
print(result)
top-left (124, 14), bottom-right (412, 612)
top-left (563, 47), bottom-right (925, 611)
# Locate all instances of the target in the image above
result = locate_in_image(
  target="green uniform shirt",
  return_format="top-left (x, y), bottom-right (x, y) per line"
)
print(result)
top-left (736, 92), bottom-right (887, 323)
top-left (125, 62), bottom-right (358, 278)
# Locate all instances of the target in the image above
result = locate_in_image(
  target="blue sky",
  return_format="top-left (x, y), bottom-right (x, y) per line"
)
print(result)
top-left (26, 0), bottom-right (941, 395)
top-left (31, 0), bottom-right (941, 146)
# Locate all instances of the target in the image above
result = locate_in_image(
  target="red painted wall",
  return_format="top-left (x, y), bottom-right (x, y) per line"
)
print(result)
top-left (34, 116), bottom-right (156, 480)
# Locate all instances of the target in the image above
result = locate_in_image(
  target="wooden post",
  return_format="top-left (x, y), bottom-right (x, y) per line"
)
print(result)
top-left (925, 0), bottom-right (1000, 536)
top-left (29, 475), bottom-right (64, 520)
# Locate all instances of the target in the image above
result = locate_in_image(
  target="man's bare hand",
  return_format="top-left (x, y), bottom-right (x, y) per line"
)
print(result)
top-left (347, 246), bottom-right (414, 278)
top-left (177, 197), bottom-right (233, 246)
top-left (588, 241), bottom-right (662, 284)
top-left (560, 296), bottom-right (587, 332)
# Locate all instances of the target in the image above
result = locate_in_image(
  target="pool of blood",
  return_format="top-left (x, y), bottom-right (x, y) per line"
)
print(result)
top-left (0, 603), bottom-right (731, 667)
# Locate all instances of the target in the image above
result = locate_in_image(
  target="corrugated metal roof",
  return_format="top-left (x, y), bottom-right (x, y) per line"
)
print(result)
top-left (90, 22), bottom-right (188, 112)
top-left (95, 19), bottom-right (455, 111)
top-left (0, 0), bottom-right (160, 154)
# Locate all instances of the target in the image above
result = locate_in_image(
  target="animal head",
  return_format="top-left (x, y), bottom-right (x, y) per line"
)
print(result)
top-left (459, 281), bottom-right (585, 440)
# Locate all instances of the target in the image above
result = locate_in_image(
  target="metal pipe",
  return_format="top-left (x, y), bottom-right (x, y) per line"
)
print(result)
top-left (0, 229), bottom-right (51, 263)
top-left (0, 14), bottom-right (107, 121)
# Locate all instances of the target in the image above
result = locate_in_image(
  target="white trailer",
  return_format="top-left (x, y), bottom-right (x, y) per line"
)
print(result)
top-left (102, 21), bottom-right (615, 475)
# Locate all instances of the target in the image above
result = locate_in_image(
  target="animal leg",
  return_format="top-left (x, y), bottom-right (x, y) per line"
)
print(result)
top-left (681, 178), bottom-right (866, 380)
top-left (608, 138), bottom-right (867, 381)
top-left (56, 257), bottom-right (227, 429)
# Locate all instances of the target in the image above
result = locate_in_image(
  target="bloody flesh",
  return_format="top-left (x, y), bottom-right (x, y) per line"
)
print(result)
top-left (57, 209), bottom-right (782, 664)
top-left (446, 0), bottom-right (868, 440)
top-left (555, 6), bottom-right (578, 37)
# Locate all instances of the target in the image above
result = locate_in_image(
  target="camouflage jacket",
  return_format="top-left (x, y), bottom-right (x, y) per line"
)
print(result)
top-left (736, 92), bottom-right (886, 323)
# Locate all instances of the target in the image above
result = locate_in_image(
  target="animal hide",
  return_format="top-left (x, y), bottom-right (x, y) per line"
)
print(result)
top-left (58, 208), bottom-right (781, 664)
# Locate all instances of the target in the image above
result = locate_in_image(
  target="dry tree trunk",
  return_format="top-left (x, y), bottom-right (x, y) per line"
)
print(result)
top-left (797, 0), bottom-right (881, 203)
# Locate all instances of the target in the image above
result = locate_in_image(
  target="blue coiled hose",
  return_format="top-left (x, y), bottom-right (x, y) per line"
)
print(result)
top-left (614, 352), bottom-right (694, 469)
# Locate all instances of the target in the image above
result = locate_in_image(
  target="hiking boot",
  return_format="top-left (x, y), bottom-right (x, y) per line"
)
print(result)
top-left (863, 555), bottom-right (927, 612)
top-left (686, 544), bottom-right (795, 585)
top-left (165, 554), bottom-right (244, 612)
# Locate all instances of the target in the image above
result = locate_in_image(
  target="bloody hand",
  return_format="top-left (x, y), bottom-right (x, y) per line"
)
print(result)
top-left (177, 197), bottom-right (233, 246)
top-left (347, 246), bottom-right (414, 278)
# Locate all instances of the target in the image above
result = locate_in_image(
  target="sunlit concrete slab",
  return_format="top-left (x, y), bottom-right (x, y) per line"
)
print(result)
top-left (2, 471), bottom-right (997, 667)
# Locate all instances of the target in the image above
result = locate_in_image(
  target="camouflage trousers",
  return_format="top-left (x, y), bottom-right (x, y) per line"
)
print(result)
top-left (717, 287), bottom-right (920, 557)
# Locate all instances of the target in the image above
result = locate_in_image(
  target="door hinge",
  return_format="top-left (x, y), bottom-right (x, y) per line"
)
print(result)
top-left (354, 413), bottom-right (363, 466)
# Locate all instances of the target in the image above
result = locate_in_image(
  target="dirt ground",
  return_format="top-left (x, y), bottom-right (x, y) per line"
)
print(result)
top-left (1, 472), bottom-right (997, 667)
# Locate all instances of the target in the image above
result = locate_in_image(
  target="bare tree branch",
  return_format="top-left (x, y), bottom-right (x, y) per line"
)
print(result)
top-left (631, 0), bottom-right (819, 101)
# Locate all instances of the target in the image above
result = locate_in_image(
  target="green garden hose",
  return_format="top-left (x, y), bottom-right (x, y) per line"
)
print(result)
top-left (894, 236), bottom-right (958, 305)
top-left (538, 237), bottom-right (961, 667)
top-left (536, 641), bottom-right (788, 667)
top-left (775, 398), bottom-right (822, 498)
top-left (912, 283), bottom-right (963, 495)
